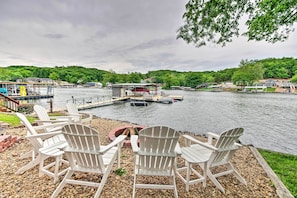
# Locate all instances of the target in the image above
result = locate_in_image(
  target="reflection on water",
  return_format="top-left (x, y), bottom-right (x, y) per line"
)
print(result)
top-left (36, 88), bottom-right (297, 155)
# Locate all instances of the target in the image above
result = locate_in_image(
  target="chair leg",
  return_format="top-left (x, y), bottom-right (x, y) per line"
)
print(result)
top-left (94, 162), bottom-right (115, 198)
top-left (51, 170), bottom-right (74, 198)
top-left (15, 155), bottom-right (43, 174)
top-left (202, 162), bottom-right (207, 187)
top-left (117, 147), bottom-right (121, 168)
top-left (172, 174), bottom-right (178, 198)
top-left (176, 161), bottom-right (206, 192)
top-left (19, 150), bottom-right (34, 159)
top-left (226, 163), bottom-right (247, 185)
top-left (39, 153), bottom-right (47, 177)
top-left (207, 169), bottom-right (225, 194)
top-left (186, 163), bottom-right (191, 191)
top-left (132, 172), bottom-right (137, 198)
top-left (53, 155), bottom-right (62, 183)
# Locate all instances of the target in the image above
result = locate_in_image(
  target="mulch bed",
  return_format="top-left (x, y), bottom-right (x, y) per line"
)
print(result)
top-left (0, 117), bottom-right (280, 197)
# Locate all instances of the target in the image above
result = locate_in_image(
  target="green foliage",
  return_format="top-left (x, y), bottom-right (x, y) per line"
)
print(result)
top-left (49, 72), bottom-right (59, 80)
top-left (178, 0), bottom-right (297, 47)
top-left (291, 74), bottom-right (297, 83)
top-left (245, 0), bottom-right (297, 43)
top-left (213, 68), bottom-right (237, 83)
top-left (258, 149), bottom-right (297, 197)
top-left (18, 104), bottom-right (34, 114)
top-left (261, 57), bottom-right (297, 78)
top-left (0, 57), bottom-right (296, 89)
top-left (185, 72), bottom-right (204, 88)
top-left (232, 60), bottom-right (264, 85)
top-left (114, 167), bottom-right (128, 176)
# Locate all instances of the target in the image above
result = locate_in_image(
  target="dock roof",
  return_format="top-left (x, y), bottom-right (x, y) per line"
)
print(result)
top-left (111, 83), bottom-right (157, 87)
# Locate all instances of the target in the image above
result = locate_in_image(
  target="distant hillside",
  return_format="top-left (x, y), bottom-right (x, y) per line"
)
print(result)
top-left (0, 57), bottom-right (296, 88)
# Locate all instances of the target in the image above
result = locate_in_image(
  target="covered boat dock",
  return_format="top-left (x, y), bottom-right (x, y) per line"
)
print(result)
top-left (76, 83), bottom-right (183, 110)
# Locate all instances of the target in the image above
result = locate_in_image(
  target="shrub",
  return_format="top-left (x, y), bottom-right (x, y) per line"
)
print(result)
top-left (18, 104), bottom-right (34, 114)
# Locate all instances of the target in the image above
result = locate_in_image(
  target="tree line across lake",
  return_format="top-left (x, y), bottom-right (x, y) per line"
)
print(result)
top-left (1, 57), bottom-right (297, 89)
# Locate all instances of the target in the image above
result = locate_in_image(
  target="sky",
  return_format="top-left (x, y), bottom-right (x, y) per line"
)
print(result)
top-left (0, 0), bottom-right (296, 74)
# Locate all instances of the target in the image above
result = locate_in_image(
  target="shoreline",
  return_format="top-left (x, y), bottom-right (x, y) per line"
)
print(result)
top-left (0, 117), bottom-right (291, 197)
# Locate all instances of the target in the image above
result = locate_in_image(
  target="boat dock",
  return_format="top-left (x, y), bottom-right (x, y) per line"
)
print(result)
top-left (76, 97), bottom-right (129, 110)
top-left (11, 94), bottom-right (54, 100)
top-left (74, 95), bottom-right (183, 110)
top-left (71, 83), bottom-right (184, 110)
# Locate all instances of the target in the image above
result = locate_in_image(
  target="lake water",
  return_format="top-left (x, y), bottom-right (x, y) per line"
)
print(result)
top-left (35, 87), bottom-right (297, 155)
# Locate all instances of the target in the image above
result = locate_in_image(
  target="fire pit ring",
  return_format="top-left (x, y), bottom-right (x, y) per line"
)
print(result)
top-left (108, 125), bottom-right (146, 147)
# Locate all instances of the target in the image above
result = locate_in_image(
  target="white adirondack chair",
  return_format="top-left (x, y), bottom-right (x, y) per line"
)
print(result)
top-left (51, 123), bottom-right (126, 198)
top-left (131, 126), bottom-right (180, 198)
top-left (66, 102), bottom-right (93, 125)
top-left (15, 113), bottom-right (69, 183)
top-left (176, 127), bottom-right (247, 193)
top-left (34, 105), bottom-right (73, 132)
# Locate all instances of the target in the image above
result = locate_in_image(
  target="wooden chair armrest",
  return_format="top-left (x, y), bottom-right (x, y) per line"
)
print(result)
top-left (33, 122), bottom-right (68, 130)
top-left (26, 131), bottom-right (61, 139)
top-left (35, 120), bottom-right (69, 124)
top-left (99, 135), bottom-right (126, 154)
top-left (49, 115), bottom-right (74, 121)
top-left (183, 134), bottom-right (217, 151)
top-left (175, 143), bottom-right (182, 155)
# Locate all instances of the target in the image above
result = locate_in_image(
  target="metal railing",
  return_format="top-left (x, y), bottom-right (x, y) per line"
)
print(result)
top-left (66, 95), bottom-right (113, 106)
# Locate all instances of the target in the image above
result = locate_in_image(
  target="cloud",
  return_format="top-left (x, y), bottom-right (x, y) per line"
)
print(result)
top-left (0, 0), bottom-right (296, 73)
top-left (44, 33), bottom-right (66, 39)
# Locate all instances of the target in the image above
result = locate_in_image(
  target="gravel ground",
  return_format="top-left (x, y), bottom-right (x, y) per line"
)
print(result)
top-left (0, 117), bottom-right (279, 198)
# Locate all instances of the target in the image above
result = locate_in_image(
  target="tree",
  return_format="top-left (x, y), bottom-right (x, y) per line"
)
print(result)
top-left (9, 71), bottom-right (24, 81)
top-left (127, 72), bottom-right (143, 83)
top-left (185, 72), bottom-right (204, 88)
top-left (0, 68), bottom-right (10, 81)
top-left (49, 72), bottom-right (59, 80)
top-left (291, 74), bottom-right (297, 83)
top-left (232, 60), bottom-right (264, 85)
top-left (177, 0), bottom-right (297, 47)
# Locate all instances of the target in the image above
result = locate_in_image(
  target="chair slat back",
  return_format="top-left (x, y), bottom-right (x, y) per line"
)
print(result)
top-left (66, 103), bottom-right (80, 122)
top-left (16, 112), bottom-right (43, 148)
top-left (138, 126), bottom-right (179, 172)
top-left (34, 105), bottom-right (51, 124)
top-left (210, 128), bottom-right (244, 165)
top-left (66, 102), bottom-right (79, 114)
top-left (62, 124), bottom-right (104, 172)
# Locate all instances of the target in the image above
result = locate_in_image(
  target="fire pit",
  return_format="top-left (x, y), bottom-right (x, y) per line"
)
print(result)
top-left (108, 125), bottom-right (146, 147)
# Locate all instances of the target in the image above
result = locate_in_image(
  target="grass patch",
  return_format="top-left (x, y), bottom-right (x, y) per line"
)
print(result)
top-left (0, 113), bottom-right (35, 127)
top-left (265, 88), bottom-right (276, 92)
top-left (258, 149), bottom-right (297, 197)
top-left (0, 111), bottom-right (66, 127)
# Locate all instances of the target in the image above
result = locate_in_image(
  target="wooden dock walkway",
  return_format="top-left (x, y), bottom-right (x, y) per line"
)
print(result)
top-left (77, 97), bottom-right (129, 110)
top-left (76, 94), bottom-right (183, 110)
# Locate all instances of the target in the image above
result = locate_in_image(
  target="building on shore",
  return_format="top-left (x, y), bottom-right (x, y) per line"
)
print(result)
top-left (0, 79), bottom-right (54, 100)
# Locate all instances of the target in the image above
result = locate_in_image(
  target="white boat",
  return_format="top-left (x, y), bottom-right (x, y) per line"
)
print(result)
top-left (130, 100), bottom-right (148, 106)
